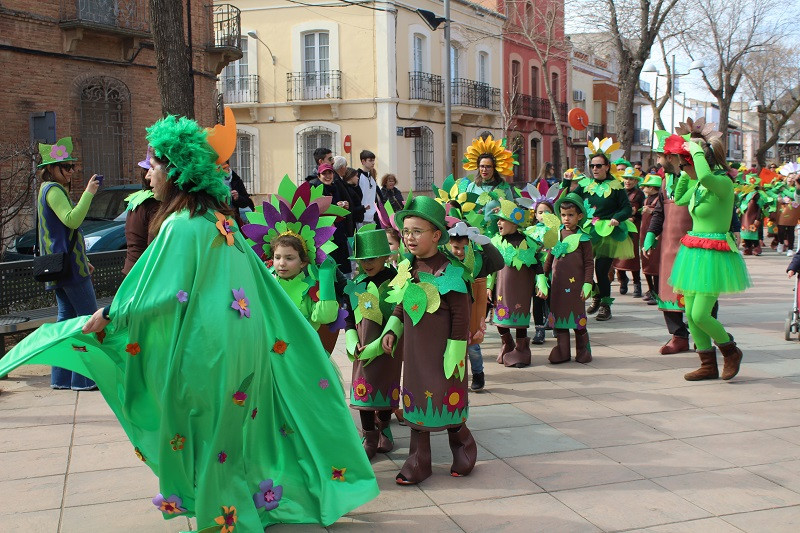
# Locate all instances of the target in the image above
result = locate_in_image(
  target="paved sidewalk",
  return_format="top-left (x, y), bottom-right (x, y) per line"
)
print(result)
top-left (2, 250), bottom-right (800, 532)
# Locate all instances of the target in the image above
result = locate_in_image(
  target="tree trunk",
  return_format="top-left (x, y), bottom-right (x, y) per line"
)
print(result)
top-left (616, 76), bottom-right (637, 158)
top-left (150, 0), bottom-right (194, 118)
top-left (541, 60), bottom-right (569, 174)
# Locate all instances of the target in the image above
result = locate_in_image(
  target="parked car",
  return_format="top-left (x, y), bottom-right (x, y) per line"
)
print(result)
top-left (2, 184), bottom-right (141, 262)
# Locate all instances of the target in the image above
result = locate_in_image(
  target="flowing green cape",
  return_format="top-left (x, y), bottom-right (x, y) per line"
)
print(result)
top-left (0, 210), bottom-right (378, 531)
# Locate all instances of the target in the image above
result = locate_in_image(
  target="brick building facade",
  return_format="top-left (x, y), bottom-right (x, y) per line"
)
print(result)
top-left (0, 0), bottom-right (241, 242)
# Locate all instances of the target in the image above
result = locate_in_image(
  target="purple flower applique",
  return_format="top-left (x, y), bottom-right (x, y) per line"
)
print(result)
top-left (152, 494), bottom-right (187, 515)
top-left (176, 290), bottom-right (188, 303)
top-left (318, 378), bottom-right (329, 389)
top-left (253, 479), bottom-right (283, 511)
top-left (231, 288), bottom-right (250, 318)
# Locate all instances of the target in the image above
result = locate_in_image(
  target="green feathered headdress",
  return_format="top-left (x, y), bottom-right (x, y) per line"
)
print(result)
top-left (145, 116), bottom-right (230, 203)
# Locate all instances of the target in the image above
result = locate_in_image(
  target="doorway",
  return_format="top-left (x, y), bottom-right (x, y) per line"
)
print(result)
top-left (530, 138), bottom-right (539, 181)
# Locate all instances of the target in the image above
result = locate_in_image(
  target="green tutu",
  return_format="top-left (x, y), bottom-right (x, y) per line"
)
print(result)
top-left (670, 238), bottom-right (751, 295)
top-left (592, 234), bottom-right (634, 259)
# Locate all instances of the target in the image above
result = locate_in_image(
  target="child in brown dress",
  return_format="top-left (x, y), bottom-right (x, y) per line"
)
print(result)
top-left (539, 193), bottom-right (594, 364)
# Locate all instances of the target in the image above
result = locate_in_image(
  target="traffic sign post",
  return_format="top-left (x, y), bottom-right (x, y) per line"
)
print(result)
top-left (343, 135), bottom-right (352, 167)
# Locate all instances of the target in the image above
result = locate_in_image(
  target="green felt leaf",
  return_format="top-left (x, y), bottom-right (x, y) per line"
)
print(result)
top-left (563, 233), bottom-right (581, 254)
top-left (358, 292), bottom-right (383, 324)
top-left (418, 282), bottom-right (441, 313)
top-left (435, 264), bottom-right (467, 294)
top-left (516, 245), bottom-right (539, 265)
top-left (403, 282), bottom-right (427, 325)
top-left (238, 372), bottom-right (255, 392)
top-left (385, 286), bottom-right (405, 304)
top-left (624, 219), bottom-right (638, 233)
top-left (377, 279), bottom-right (395, 318)
top-left (211, 234), bottom-right (225, 248)
top-left (277, 175), bottom-right (296, 202)
top-left (417, 271), bottom-right (437, 285)
top-left (594, 219), bottom-right (614, 237)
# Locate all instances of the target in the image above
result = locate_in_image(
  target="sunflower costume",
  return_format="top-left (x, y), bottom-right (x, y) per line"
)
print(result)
top-left (0, 116), bottom-right (378, 531)
top-left (462, 136), bottom-right (517, 224)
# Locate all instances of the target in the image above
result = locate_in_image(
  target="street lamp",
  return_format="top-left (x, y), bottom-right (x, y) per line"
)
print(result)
top-left (246, 30), bottom-right (276, 65)
top-left (417, 5), bottom-right (452, 180)
top-left (642, 56), bottom-right (705, 131)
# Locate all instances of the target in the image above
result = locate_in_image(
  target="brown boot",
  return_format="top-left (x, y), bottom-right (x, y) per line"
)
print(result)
top-left (396, 429), bottom-right (432, 485)
top-left (684, 348), bottom-right (719, 381)
top-left (660, 335), bottom-right (691, 355)
top-left (497, 332), bottom-right (514, 364)
top-left (448, 425), bottom-right (477, 477)
top-left (716, 336), bottom-right (743, 380)
top-left (362, 429), bottom-right (380, 459)
top-left (504, 337), bottom-right (531, 368)
top-left (377, 416), bottom-right (394, 453)
top-left (574, 329), bottom-right (592, 364)
top-left (548, 329), bottom-right (571, 364)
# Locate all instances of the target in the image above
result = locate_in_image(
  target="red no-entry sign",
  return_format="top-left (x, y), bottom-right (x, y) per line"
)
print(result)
top-left (343, 135), bottom-right (352, 154)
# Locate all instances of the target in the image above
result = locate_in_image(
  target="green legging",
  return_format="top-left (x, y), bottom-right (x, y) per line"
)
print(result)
top-left (683, 292), bottom-right (732, 351)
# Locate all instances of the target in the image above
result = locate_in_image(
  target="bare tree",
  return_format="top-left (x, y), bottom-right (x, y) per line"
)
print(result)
top-left (0, 141), bottom-right (37, 254)
top-left (503, 0), bottom-right (571, 173)
top-left (638, 36), bottom-right (676, 132)
top-left (150, 0), bottom-right (195, 118)
top-left (743, 45), bottom-right (800, 167)
top-left (679, 0), bottom-right (790, 140)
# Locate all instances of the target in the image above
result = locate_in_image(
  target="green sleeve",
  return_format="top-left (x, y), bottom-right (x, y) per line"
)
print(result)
top-left (345, 329), bottom-right (359, 361)
top-left (358, 315), bottom-right (403, 365)
top-left (486, 272), bottom-right (496, 290)
top-left (310, 300), bottom-right (338, 328)
top-left (46, 187), bottom-right (94, 230)
top-left (610, 188), bottom-right (633, 222)
top-left (688, 141), bottom-right (732, 198)
top-left (673, 173), bottom-right (694, 206)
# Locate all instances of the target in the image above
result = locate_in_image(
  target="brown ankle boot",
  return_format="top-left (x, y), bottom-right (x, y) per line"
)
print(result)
top-left (377, 416), bottom-right (394, 453)
top-left (396, 429), bottom-right (432, 485)
top-left (362, 429), bottom-right (380, 459)
top-left (684, 348), bottom-right (719, 381)
top-left (660, 335), bottom-right (691, 355)
top-left (497, 332), bottom-right (514, 364)
top-left (448, 425), bottom-right (477, 477)
top-left (548, 329), bottom-right (571, 364)
top-left (716, 336), bottom-right (743, 380)
top-left (574, 329), bottom-right (592, 364)
top-left (504, 337), bottom-right (531, 368)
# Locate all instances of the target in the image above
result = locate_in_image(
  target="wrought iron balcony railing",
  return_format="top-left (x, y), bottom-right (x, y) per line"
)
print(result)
top-left (409, 72), bottom-right (442, 103)
top-left (287, 70), bottom-right (342, 101)
top-left (211, 4), bottom-right (242, 50)
top-left (514, 94), bottom-right (568, 121)
top-left (451, 78), bottom-right (500, 111)
top-left (218, 75), bottom-right (259, 104)
top-left (60, 0), bottom-right (149, 34)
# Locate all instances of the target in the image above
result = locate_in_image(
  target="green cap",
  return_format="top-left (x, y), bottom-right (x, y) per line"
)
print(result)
top-left (350, 226), bottom-right (394, 260)
top-left (612, 157), bottom-right (632, 168)
top-left (554, 192), bottom-right (587, 219)
top-left (38, 137), bottom-right (78, 168)
top-left (654, 130), bottom-right (670, 153)
top-left (621, 167), bottom-right (642, 181)
top-left (641, 174), bottom-right (662, 188)
top-left (395, 195), bottom-right (449, 245)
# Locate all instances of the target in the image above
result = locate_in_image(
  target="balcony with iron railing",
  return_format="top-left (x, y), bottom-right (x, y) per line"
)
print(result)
top-left (409, 72), bottom-right (443, 103)
top-left (59, 0), bottom-right (149, 36)
top-left (287, 70), bottom-right (342, 101)
top-left (218, 75), bottom-right (259, 104)
top-left (208, 4), bottom-right (243, 74)
top-left (451, 79), bottom-right (500, 111)
top-left (514, 94), bottom-right (568, 122)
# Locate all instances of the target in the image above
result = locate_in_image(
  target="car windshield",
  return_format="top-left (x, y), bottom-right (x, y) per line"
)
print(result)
top-left (85, 188), bottom-right (135, 220)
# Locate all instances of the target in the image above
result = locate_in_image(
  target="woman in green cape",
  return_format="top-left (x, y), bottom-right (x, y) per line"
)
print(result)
top-left (0, 116), bottom-right (378, 532)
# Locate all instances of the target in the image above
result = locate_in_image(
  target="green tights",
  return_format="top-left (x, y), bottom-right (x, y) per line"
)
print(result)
top-left (683, 292), bottom-right (732, 351)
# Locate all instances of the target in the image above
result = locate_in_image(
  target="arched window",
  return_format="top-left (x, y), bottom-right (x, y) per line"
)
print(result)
top-left (230, 131), bottom-right (255, 192)
top-left (414, 126), bottom-right (434, 190)
top-left (79, 76), bottom-right (132, 184)
top-left (296, 126), bottom-right (336, 183)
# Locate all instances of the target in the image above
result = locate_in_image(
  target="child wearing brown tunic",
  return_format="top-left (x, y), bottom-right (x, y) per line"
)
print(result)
top-left (540, 193), bottom-right (594, 364)
top-left (344, 226), bottom-right (400, 459)
top-left (360, 196), bottom-right (475, 486)
top-left (639, 174), bottom-right (663, 304)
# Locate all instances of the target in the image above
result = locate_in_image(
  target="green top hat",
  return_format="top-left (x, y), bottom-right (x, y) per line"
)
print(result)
top-left (554, 192), bottom-right (587, 219)
top-left (395, 195), bottom-right (449, 245)
top-left (640, 174), bottom-right (662, 188)
top-left (654, 130), bottom-right (670, 153)
top-left (38, 137), bottom-right (78, 168)
top-left (612, 157), bottom-right (632, 168)
top-left (350, 225), bottom-right (394, 260)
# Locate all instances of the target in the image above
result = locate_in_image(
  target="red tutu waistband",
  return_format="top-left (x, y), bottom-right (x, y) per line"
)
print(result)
top-left (680, 234), bottom-right (731, 251)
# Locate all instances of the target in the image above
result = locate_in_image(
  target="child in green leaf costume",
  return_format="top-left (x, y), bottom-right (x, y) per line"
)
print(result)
top-left (664, 121), bottom-right (751, 382)
top-left (539, 193), bottom-right (594, 364)
top-left (360, 196), bottom-right (475, 486)
top-left (344, 225), bottom-right (401, 459)
top-left (487, 198), bottom-right (545, 367)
